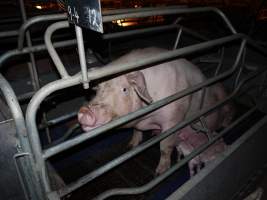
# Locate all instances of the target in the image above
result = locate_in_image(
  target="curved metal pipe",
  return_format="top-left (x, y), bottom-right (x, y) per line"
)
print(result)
top-left (18, 13), bottom-right (67, 50)
top-left (44, 21), bottom-right (70, 78)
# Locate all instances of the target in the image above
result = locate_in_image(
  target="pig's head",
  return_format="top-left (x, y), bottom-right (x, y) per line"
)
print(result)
top-left (78, 71), bottom-right (153, 132)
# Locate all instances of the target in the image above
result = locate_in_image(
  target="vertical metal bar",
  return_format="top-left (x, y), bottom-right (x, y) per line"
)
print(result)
top-left (75, 25), bottom-right (89, 89)
top-left (13, 153), bottom-right (31, 200)
top-left (234, 46), bottom-right (246, 88)
top-left (19, 0), bottom-right (52, 144)
top-left (173, 28), bottom-right (182, 50)
top-left (214, 47), bottom-right (225, 76)
top-left (19, 0), bottom-right (40, 90)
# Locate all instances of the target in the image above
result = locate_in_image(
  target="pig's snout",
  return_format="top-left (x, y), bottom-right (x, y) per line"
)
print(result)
top-left (78, 106), bottom-right (96, 128)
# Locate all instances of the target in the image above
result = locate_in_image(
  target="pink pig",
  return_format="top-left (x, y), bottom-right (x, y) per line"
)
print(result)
top-left (78, 47), bottom-right (234, 175)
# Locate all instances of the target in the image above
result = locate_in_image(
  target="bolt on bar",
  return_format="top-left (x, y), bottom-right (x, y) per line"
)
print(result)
top-left (44, 21), bottom-right (70, 78)
top-left (49, 40), bottom-right (247, 197)
top-left (25, 34), bottom-right (245, 195)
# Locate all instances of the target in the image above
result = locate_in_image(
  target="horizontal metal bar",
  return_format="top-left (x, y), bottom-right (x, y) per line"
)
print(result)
top-left (42, 35), bottom-right (244, 160)
top-left (102, 23), bottom-right (208, 41)
top-left (102, 6), bottom-right (188, 16)
top-left (102, 7), bottom-right (236, 34)
top-left (94, 106), bottom-right (258, 200)
top-left (17, 91), bottom-right (35, 101)
top-left (18, 13), bottom-right (67, 50)
top-left (44, 21), bottom-right (70, 78)
top-left (0, 39), bottom-right (76, 67)
top-left (0, 30), bottom-right (19, 38)
top-left (39, 111), bottom-right (77, 130)
top-left (102, 23), bottom-right (179, 40)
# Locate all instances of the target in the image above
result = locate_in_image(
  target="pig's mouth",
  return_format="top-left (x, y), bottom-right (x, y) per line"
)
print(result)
top-left (78, 105), bottom-right (113, 132)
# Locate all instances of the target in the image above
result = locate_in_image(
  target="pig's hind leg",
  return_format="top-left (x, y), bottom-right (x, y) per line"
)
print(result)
top-left (155, 133), bottom-right (177, 175)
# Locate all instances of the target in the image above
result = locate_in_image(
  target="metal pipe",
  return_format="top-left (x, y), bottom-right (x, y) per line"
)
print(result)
top-left (94, 106), bottom-right (258, 200)
top-left (18, 13), bottom-right (67, 50)
top-left (41, 35), bottom-right (245, 161)
top-left (18, 6), bottom-right (235, 51)
top-left (0, 30), bottom-right (18, 38)
top-left (102, 7), bottom-right (237, 34)
top-left (51, 40), bottom-right (247, 197)
top-left (39, 111), bottom-right (77, 130)
top-left (75, 25), bottom-right (89, 89)
top-left (102, 6), bottom-right (188, 16)
top-left (214, 47), bottom-right (225, 76)
top-left (19, 0), bottom-right (40, 90)
top-left (0, 39), bottom-right (77, 67)
top-left (102, 24), bottom-right (179, 40)
top-left (44, 21), bottom-right (70, 78)
top-left (0, 73), bottom-right (45, 200)
top-left (173, 28), bottom-right (182, 50)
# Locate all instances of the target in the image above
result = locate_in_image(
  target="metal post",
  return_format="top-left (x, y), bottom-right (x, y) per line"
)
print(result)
top-left (19, 0), bottom-right (52, 144)
top-left (75, 25), bottom-right (89, 89)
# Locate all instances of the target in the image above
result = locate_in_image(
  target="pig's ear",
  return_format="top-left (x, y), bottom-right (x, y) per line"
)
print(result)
top-left (126, 71), bottom-right (153, 104)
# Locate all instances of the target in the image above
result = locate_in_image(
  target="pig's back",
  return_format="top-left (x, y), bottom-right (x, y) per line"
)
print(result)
top-left (109, 47), bottom-right (207, 111)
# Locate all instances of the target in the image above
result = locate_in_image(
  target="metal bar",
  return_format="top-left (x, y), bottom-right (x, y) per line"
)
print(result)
top-left (0, 30), bottom-right (19, 38)
top-left (94, 106), bottom-right (258, 200)
top-left (13, 153), bottom-right (31, 200)
top-left (173, 28), bottom-right (183, 50)
top-left (102, 7), bottom-right (237, 34)
top-left (18, 13), bottom-right (67, 50)
top-left (102, 6), bottom-right (188, 16)
top-left (214, 47), bottom-right (225, 76)
top-left (75, 25), bottom-right (89, 89)
top-left (53, 40), bottom-right (247, 197)
top-left (19, 0), bottom-right (53, 145)
top-left (41, 35), bottom-right (245, 159)
top-left (0, 73), bottom-right (45, 200)
top-left (0, 39), bottom-right (77, 67)
top-left (17, 6), bottom-right (234, 51)
top-left (19, 0), bottom-right (40, 90)
top-left (102, 24), bottom-right (179, 40)
top-left (39, 111), bottom-right (77, 130)
top-left (44, 21), bottom-right (70, 78)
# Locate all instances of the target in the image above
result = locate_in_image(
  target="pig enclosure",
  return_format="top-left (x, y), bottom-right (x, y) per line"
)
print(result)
top-left (1, 3), bottom-right (267, 200)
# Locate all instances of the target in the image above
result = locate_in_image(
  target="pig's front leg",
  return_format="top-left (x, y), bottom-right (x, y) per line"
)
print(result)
top-left (128, 129), bottom-right (143, 148)
top-left (155, 133), bottom-right (177, 175)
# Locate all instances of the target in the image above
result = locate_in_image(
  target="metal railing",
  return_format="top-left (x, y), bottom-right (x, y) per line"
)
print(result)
top-left (1, 4), bottom-right (267, 200)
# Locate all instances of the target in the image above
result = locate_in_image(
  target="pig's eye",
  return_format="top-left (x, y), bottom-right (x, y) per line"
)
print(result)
top-left (122, 87), bottom-right (128, 94)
